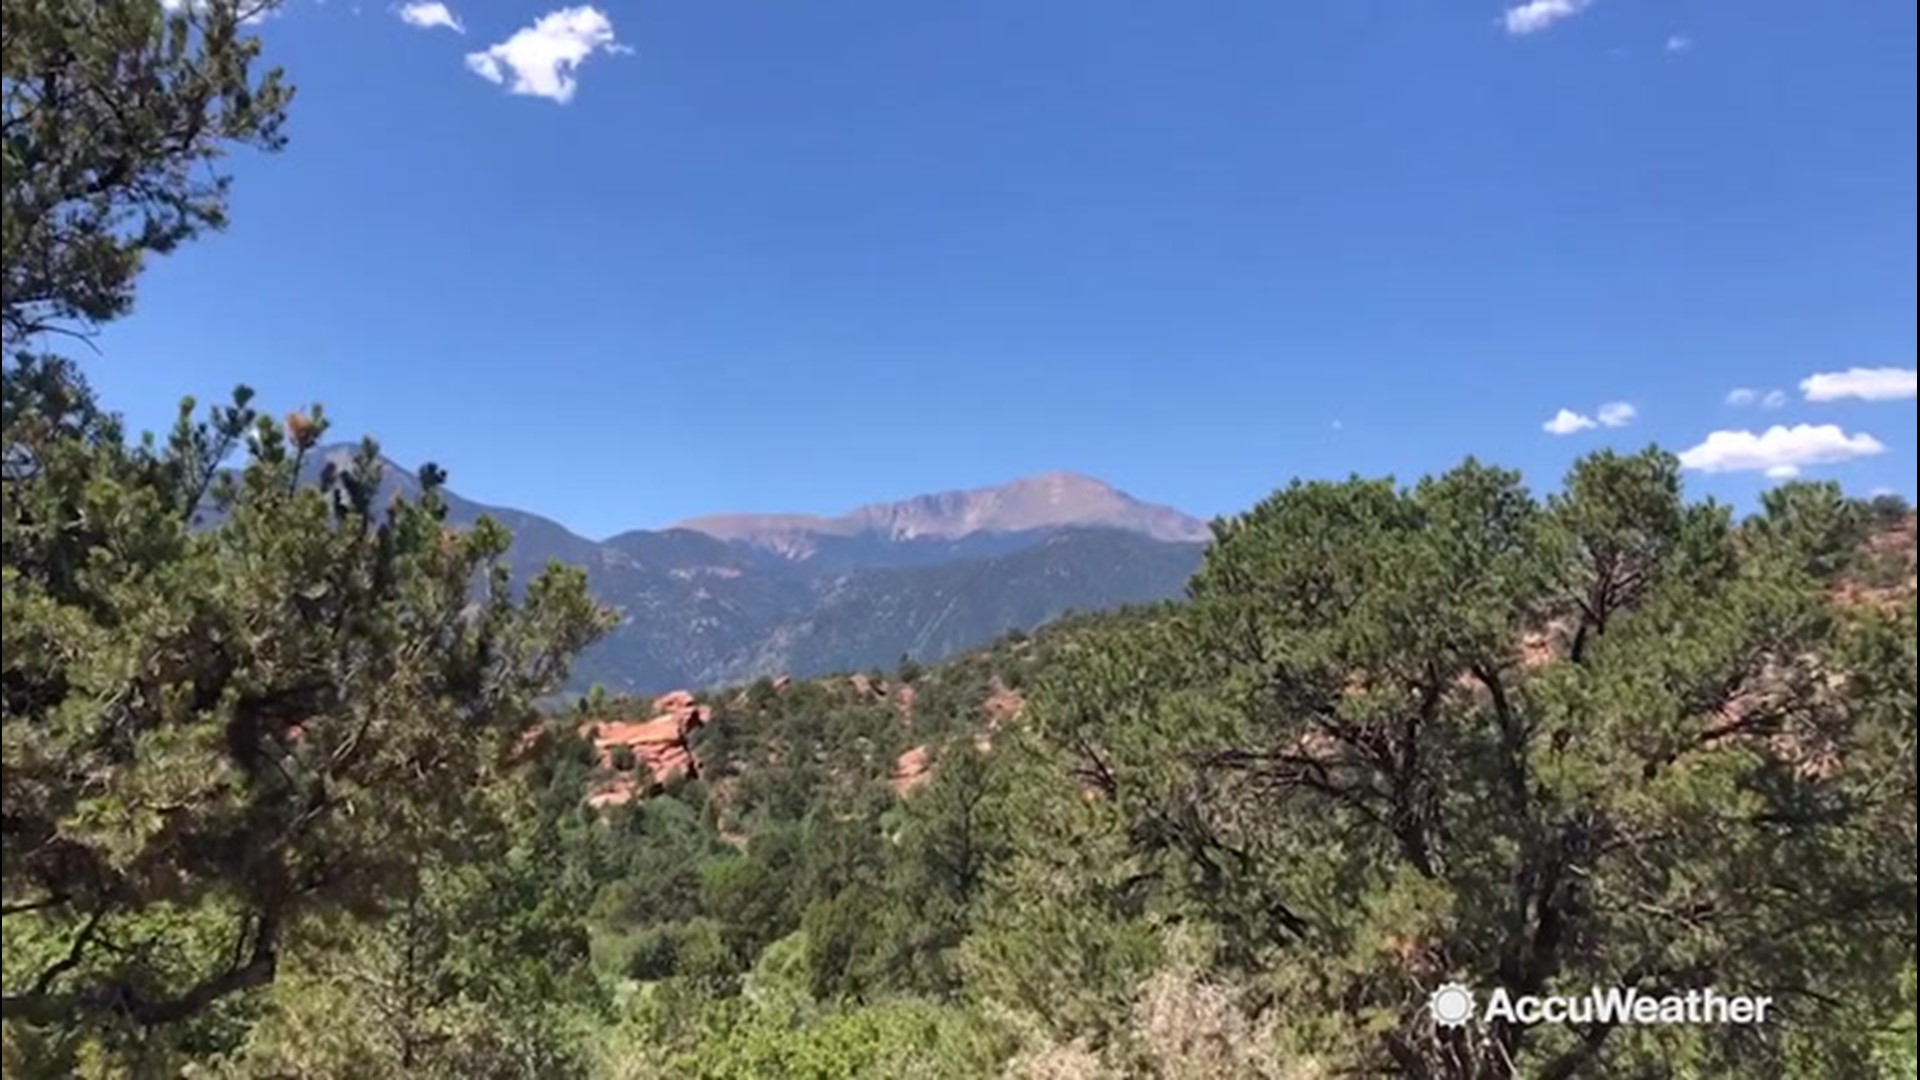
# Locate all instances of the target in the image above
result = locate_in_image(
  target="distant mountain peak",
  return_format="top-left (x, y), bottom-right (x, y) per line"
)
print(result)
top-left (1021, 468), bottom-right (1108, 486)
top-left (676, 472), bottom-right (1209, 552)
top-left (271, 449), bottom-right (1208, 693)
top-left (1005, 470), bottom-right (1117, 498)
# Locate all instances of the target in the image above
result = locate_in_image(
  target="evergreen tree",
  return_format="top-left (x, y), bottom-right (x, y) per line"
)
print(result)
top-left (1, 0), bottom-right (612, 1067)
top-left (1015, 452), bottom-right (1918, 1076)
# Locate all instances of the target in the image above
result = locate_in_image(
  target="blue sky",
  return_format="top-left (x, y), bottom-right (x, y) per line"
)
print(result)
top-left (87, 0), bottom-right (1916, 539)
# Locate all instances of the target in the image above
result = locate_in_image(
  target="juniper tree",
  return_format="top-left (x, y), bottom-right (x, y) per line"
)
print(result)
top-left (1014, 452), bottom-right (1917, 1077)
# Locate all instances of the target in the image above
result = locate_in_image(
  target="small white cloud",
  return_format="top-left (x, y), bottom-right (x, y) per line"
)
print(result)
top-left (1799, 366), bottom-right (1918, 403)
top-left (466, 6), bottom-right (628, 104)
top-left (1665, 34), bottom-right (1692, 53)
top-left (1330, 419), bottom-right (1344, 431)
top-left (1544, 408), bottom-right (1598, 436)
top-left (397, 0), bottom-right (462, 31)
top-left (1727, 387), bottom-right (1789, 409)
top-left (1678, 424), bottom-right (1887, 476)
top-left (1596, 401), bottom-right (1637, 428)
top-left (1503, 0), bottom-right (1593, 36)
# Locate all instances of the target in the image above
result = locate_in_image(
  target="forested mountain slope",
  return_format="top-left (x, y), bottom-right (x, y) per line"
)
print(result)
top-left (293, 445), bottom-right (1206, 692)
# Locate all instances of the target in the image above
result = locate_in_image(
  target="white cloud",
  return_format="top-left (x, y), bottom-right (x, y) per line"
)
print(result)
top-left (1665, 34), bottom-right (1692, 53)
top-left (1503, 0), bottom-right (1592, 36)
top-left (1678, 424), bottom-right (1887, 476)
top-left (397, 0), bottom-right (462, 31)
top-left (1544, 408), bottom-right (1598, 436)
top-left (1726, 387), bottom-right (1789, 409)
top-left (465, 6), bottom-right (627, 104)
top-left (1799, 366), bottom-right (1918, 403)
top-left (1596, 401), bottom-right (1637, 428)
top-left (1544, 401), bottom-right (1636, 435)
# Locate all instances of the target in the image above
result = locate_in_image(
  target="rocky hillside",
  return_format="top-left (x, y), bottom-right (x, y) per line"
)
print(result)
top-left (559, 609), bottom-right (1103, 813)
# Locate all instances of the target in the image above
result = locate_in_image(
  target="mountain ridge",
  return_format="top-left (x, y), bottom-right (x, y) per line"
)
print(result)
top-left (673, 469), bottom-right (1211, 554)
top-left (299, 446), bottom-right (1209, 692)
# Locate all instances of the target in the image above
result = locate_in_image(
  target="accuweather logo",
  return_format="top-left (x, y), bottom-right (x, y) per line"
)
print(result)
top-left (1427, 983), bottom-right (1774, 1028)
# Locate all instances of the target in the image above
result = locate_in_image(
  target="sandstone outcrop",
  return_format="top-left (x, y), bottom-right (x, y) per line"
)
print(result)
top-left (583, 690), bottom-right (712, 805)
top-left (891, 744), bottom-right (932, 795)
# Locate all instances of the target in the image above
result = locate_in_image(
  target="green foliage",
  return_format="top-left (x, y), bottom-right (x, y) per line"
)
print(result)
top-left (2, 0), bottom-right (292, 347)
top-left (595, 987), bottom-right (1011, 1080)
top-left (1011, 450), bottom-right (1917, 1076)
top-left (800, 883), bottom-right (893, 1003)
top-left (1748, 480), bottom-right (1872, 580)
top-left (878, 745), bottom-right (1011, 995)
top-left (620, 918), bottom-right (732, 988)
top-left (699, 825), bottom-right (805, 967)
top-left (0, 379), bottom-right (611, 1061)
top-left (1866, 493), bottom-right (1913, 531)
top-left (1872, 962), bottom-right (1919, 1078)
top-left (201, 839), bottom-right (605, 1079)
top-left (959, 726), bottom-right (1164, 1046)
top-left (2, 5), bottom-right (616, 1065)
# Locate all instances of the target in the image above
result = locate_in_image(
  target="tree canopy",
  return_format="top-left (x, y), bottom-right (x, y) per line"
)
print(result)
top-left (2, 0), bottom-right (291, 348)
top-left (1010, 454), bottom-right (1917, 1076)
top-left (2, 0), bottom-right (611, 1069)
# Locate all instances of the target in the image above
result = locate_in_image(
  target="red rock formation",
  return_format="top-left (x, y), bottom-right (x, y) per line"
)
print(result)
top-left (582, 690), bottom-right (712, 805)
top-left (653, 689), bottom-right (701, 715)
top-left (983, 678), bottom-right (1025, 726)
top-left (891, 745), bottom-right (932, 796)
top-left (587, 773), bottom-right (641, 809)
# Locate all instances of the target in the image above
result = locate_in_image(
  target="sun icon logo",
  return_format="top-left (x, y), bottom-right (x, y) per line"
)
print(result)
top-left (1428, 982), bottom-right (1475, 1028)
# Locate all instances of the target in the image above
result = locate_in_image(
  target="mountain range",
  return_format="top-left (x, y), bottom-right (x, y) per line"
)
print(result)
top-left (305, 447), bottom-right (1211, 692)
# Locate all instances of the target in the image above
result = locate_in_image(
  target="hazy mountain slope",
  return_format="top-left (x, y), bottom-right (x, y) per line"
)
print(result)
top-left (677, 470), bottom-right (1210, 553)
top-left (758, 528), bottom-right (1206, 679)
top-left (294, 447), bottom-right (1208, 692)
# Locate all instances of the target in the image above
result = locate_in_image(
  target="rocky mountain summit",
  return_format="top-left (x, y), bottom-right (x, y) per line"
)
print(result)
top-left (678, 470), bottom-right (1209, 555)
